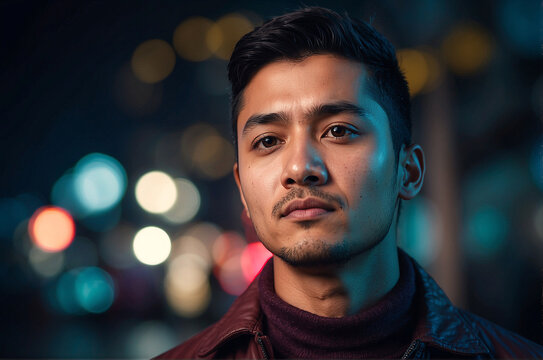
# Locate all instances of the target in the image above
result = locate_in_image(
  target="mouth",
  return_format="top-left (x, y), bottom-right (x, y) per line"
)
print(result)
top-left (281, 198), bottom-right (336, 220)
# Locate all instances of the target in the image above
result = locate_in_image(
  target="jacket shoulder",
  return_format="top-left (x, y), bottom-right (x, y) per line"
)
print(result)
top-left (458, 309), bottom-right (543, 358)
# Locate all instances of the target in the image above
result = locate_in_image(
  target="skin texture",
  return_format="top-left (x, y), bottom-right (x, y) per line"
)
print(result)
top-left (233, 54), bottom-right (425, 317)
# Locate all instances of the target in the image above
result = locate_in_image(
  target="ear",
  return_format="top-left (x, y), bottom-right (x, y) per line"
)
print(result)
top-left (398, 144), bottom-right (425, 200)
top-left (233, 162), bottom-right (250, 218)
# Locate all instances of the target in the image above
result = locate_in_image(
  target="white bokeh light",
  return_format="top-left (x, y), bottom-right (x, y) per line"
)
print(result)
top-left (162, 178), bottom-right (201, 224)
top-left (135, 171), bottom-right (177, 214)
top-left (133, 226), bottom-right (171, 265)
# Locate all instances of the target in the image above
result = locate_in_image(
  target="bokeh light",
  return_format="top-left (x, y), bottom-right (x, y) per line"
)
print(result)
top-left (182, 222), bottom-right (222, 262)
top-left (207, 13), bottom-right (253, 60)
top-left (51, 173), bottom-right (81, 216)
top-left (497, 0), bottom-right (540, 58)
top-left (54, 267), bottom-right (115, 315)
top-left (28, 246), bottom-right (65, 278)
top-left (173, 17), bottom-right (215, 61)
top-left (161, 178), bottom-right (201, 224)
top-left (75, 267), bottom-right (115, 313)
top-left (52, 154), bottom-right (127, 219)
top-left (133, 226), bottom-right (171, 265)
top-left (29, 206), bottom-right (75, 252)
top-left (240, 242), bottom-right (272, 282)
top-left (398, 48), bottom-right (442, 96)
top-left (56, 270), bottom-right (84, 314)
top-left (212, 230), bottom-right (245, 267)
top-left (125, 321), bottom-right (178, 359)
top-left (181, 123), bottom-right (235, 179)
top-left (73, 153), bottom-right (127, 214)
top-left (165, 253), bottom-right (211, 317)
top-left (397, 197), bottom-right (440, 266)
top-left (135, 171), bottom-right (177, 214)
top-left (216, 252), bottom-right (247, 296)
top-left (131, 39), bottom-right (176, 84)
top-left (170, 235), bottom-right (212, 271)
top-left (465, 206), bottom-right (509, 258)
top-left (441, 22), bottom-right (493, 76)
top-left (212, 231), bottom-right (248, 295)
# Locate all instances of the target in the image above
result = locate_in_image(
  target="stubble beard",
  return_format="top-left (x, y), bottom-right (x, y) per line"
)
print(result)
top-left (260, 205), bottom-right (398, 268)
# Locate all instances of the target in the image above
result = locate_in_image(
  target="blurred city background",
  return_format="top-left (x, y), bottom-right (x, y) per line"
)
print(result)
top-left (1, 0), bottom-right (541, 357)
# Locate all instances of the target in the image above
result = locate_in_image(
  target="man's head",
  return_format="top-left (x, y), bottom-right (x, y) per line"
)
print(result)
top-left (228, 7), bottom-right (411, 160)
top-left (228, 7), bottom-right (425, 267)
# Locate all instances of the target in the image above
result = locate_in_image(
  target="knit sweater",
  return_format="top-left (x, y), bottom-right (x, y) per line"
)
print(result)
top-left (258, 251), bottom-right (417, 358)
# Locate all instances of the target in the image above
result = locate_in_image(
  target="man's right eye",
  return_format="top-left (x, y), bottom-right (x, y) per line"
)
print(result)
top-left (255, 136), bottom-right (278, 149)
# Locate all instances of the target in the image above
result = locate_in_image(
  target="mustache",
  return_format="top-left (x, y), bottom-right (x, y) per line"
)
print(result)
top-left (272, 187), bottom-right (344, 217)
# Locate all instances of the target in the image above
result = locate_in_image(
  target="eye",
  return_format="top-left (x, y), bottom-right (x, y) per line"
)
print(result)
top-left (323, 125), bottom-right (359, 139)
top-left (253, 135), bottom-right (280, 150)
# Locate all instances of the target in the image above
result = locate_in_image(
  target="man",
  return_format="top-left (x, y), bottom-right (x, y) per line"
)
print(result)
top-left (157, 7), bottom-right (543, 359)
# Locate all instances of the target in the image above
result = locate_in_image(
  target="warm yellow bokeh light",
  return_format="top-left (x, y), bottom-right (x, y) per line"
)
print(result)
top-left (398, 48), bottom-right (442, 96)
top-left (181, 124), bottom-right (235, 179)
top-left (193, 134), bottom-right (235, 179)
top-left (161, 178), bottom-right (201, 224)
top-left (29, 206), bottom-right (75, 252)
top-left (442, 23), bottom-right (493, 76)
top-left (131, 39), bottom-right (176, 84)
top-left (207, 13), bottom-right (253, 60)
top-left (135, 171), bottom-right (177, 214)
top-left (165, 253), bottom-right (211, 317)
top-left (173, 17), bottom-right (215, 62)
top-left (170, 235), bottom-right (212, 270)
top-left (133, 226), bottom-right (171, 265)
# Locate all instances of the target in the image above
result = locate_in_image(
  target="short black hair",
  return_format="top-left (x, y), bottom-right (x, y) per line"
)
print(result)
top-left (227, 6), bottom-right (411, 160)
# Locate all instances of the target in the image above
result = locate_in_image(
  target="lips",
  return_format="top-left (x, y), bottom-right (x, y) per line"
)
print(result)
top-left (281, 198), bottom-right (335, 219)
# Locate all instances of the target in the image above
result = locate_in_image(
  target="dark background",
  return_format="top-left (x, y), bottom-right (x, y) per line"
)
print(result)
top-left (1, 0), bottom-right (542, 358)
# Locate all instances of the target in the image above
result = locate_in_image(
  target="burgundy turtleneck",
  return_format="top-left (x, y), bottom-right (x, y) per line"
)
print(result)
top-left (258, 250), bottom-right (417, 359)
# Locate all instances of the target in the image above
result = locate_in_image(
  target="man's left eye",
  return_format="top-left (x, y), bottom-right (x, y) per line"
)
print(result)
top-left (324, 125), bottom-right (357, 138)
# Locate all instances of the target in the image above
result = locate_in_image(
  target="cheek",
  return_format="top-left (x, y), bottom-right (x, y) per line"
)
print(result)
top-left (333, 140), bottom-right (396, 208)
top-left (239, 158), bottom-right (280, 215)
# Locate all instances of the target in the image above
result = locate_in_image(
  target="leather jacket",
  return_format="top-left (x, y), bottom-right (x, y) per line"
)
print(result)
top-left (156, 254), bottom-right (543, 359)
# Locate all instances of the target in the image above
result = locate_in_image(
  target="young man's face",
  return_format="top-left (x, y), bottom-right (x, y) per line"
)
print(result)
top-left (234, 54), bottom-right (401, 266)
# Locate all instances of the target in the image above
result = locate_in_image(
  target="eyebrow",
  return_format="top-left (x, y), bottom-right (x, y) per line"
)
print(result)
top-left (241, 101), bottom-right (367, 137)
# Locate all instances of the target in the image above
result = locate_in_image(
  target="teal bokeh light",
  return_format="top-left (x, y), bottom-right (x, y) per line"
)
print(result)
top-left (56, 270), bottom-right (84, 314)
top-left (75, 267), bottom-right (115, 314)
top-left (73, 153), bottom-right (127, 214)
top-left (465, 207), bottom-right (509, 257)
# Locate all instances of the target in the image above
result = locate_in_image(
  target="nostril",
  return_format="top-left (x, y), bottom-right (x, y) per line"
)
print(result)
top-left (304, 175), bottom-right (320, 184)
top-left (286, 178), bottom-right (296, 185)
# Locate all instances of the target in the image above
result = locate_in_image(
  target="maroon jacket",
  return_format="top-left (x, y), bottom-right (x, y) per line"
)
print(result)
top-left (156, 255), bottom-right (543, 359)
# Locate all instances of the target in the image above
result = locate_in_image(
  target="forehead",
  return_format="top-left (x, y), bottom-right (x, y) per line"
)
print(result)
top-left (237, 55), bottom-right (369, 124)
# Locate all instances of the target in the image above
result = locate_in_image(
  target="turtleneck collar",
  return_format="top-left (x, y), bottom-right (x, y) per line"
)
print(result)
top-left (258, 249), bottom-right (417, 359)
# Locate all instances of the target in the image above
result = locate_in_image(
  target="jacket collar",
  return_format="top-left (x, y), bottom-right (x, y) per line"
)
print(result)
top-left (198, 276), bottom-right (263, 356)
top-left (199, 252), bottom-right (493, 357)
top-left (409, 258), bottom-right (491, 356)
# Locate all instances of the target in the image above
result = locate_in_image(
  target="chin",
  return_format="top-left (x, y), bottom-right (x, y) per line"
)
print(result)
top-left (275, 238), bottom-right (354, 267)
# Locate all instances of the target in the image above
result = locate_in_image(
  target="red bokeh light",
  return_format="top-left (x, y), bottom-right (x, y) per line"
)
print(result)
top-left (28, 206), bottom-right (75, 252)
top-left (240, 242), bottom-right (272, 283)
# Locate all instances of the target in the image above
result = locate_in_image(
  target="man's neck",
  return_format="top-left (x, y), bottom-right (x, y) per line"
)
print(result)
top-left (272, 237), bottom-right (400, 317)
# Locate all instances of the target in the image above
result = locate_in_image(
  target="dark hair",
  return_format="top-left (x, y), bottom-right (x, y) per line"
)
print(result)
top-left (227, 6), bottom-right (411, 160)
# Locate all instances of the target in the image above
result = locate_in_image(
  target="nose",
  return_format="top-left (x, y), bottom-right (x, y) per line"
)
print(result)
top-left (281, 140), bottom-right (328, 188)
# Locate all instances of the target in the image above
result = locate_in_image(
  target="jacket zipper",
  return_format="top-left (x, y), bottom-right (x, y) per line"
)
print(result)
top-left (401, 339), bottom-right (421, 359)
top-left (256, 333), bottom-right (270, 360)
